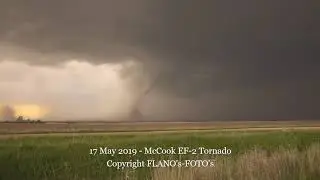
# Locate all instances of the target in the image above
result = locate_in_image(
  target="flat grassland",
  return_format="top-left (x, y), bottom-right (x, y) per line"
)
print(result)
top-left (0, 122), bottom-right (320, 180)
top-left (1, 120), bottom-right (320, 135)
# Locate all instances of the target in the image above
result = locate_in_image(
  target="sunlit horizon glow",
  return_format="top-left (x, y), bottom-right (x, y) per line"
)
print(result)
top-left (12, 104), bottom-right (49, 119)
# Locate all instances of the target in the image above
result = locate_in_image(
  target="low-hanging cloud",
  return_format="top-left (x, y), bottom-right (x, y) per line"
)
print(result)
top-left (0, 59), bottom-right (153, 121)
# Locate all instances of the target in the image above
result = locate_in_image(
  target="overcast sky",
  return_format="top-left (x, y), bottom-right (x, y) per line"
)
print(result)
top-left (0, 0), bottom-right (319, 120)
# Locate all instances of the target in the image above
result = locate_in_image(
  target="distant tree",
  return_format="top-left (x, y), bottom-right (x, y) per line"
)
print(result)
top-left (0, 105), bottom-right (15, 121)
top-left (16, 116), bottom-right (24, 122)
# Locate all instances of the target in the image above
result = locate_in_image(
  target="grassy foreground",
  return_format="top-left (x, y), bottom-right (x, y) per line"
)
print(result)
top-left (0, 130), bottom-right (319, 180)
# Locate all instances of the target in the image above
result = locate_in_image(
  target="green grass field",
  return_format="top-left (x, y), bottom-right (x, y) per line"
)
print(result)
top-left (0, 130), bottom-right (320, 180)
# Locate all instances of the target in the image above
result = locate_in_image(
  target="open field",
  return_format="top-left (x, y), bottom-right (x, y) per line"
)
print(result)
top-left (0, 127), bottom-right (320, 180)
top-left (1, 120), bottom-right (320, 135)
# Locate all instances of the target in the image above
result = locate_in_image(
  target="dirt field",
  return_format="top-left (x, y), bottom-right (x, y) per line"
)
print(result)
top-left (1, 120), bottom-right (320, 135)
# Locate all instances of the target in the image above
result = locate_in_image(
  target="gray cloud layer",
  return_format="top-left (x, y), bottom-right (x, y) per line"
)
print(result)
top-left (0, 0), bottom-right (319, 120)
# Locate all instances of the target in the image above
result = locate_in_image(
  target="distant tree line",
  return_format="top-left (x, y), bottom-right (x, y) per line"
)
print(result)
top-left (15, 115), bottom-right (43, 123)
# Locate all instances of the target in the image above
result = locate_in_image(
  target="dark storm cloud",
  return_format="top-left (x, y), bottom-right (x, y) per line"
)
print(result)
top-left (0, 0), bottom-right (168, 64)
top-left (0, 0), bottom-right (319, 120)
